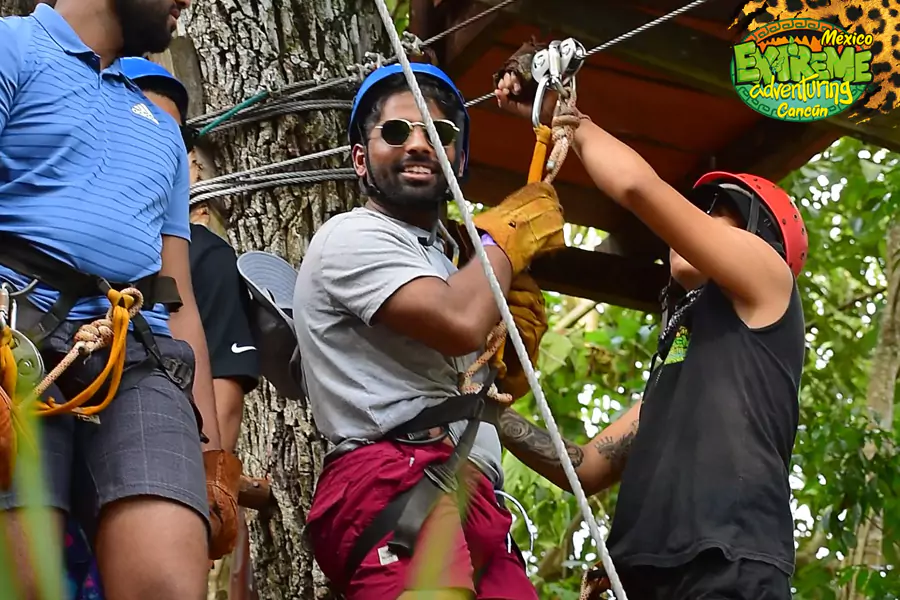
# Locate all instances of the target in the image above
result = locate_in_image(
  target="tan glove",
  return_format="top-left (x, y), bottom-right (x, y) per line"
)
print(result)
top-left (491, 273), bottom-right (548, 399)
top-left (204, 449), bottom-right (243, 560)
top-left (473, 182), bottom-right (566, 275)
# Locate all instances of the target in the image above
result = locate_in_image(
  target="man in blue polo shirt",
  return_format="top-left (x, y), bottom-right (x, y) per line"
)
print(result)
top-left (0, 1), bottom-right (241, 599)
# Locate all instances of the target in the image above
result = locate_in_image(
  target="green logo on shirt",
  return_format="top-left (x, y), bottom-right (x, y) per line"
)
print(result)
top-left (664, 326), bottom-right (690, 365)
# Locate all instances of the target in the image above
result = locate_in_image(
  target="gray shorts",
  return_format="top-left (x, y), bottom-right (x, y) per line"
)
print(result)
top-left (0, 316), bottom-right (209, 529)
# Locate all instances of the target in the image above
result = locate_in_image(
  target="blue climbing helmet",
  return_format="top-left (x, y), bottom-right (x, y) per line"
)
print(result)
top-left (119, 57), bottom-right (190, 124)
top-left (348, 63), bottom-right (470, 177)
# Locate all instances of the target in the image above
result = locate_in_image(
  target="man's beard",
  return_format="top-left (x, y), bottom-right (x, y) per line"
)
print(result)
top-left (115, 0), bottom-right (175, 57)
top-left (369, 157), bottom-right (448, 210)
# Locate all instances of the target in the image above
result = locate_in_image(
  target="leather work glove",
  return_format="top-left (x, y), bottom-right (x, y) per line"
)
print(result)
top-left (492, 272), bottom-right (548, 399)
top-left (472, 182), bottom-right (566, 275)
top-left (204, 449), bottom-right (243, 560)
top-left (492, 36), bottom-right (548, 104)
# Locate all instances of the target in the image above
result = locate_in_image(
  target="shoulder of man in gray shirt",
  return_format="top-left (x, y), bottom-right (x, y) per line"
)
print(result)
top-left (293, 207), bottom-right (504, 487)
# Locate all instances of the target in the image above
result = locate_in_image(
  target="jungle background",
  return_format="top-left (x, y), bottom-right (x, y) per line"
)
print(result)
top-left (0, 0), bottom-right (897, 599)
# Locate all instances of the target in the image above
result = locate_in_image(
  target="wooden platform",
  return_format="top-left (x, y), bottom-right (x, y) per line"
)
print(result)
top-left (412, 0), bottom-right (900, 312)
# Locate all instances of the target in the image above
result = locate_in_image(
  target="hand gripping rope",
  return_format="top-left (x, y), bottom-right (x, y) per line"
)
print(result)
top-left (372, 0), bottom-right (630, 597)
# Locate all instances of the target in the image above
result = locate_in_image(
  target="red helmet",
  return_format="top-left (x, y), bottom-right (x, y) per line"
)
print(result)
top-left (691, 171), bottom-right (808, 278)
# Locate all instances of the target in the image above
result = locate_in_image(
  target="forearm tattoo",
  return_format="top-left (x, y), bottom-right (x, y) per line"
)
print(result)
top-left (593, 420), bottom-right (639, 475)
top-left (498, 410), bottom-right (585, 469)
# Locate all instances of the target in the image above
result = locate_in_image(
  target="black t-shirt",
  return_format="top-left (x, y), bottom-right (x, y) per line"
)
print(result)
top-left (607, 281), bottom-right (805, 576)
top-left (189, 223), bottom-right (260, 393)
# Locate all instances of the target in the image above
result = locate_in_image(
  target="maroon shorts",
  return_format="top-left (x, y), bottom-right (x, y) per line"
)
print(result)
top-left (306, 439), bottom-right (538, 600)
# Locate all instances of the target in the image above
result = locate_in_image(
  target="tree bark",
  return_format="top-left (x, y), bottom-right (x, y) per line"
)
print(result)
top-left (182, 1), bottom-right (389, 598)
top-left (0, 0), bottom-right (33, 17)
top-left (841, 218), bottom-right (900, 600)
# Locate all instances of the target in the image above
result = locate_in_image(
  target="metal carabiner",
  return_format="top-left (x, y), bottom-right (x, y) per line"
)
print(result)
top-left (530, 37), bottom-right (587, 127)
top-left (531, 76), bottom-right (550, 129)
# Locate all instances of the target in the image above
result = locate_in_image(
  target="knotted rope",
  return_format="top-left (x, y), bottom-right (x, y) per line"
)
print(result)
top-left (544, 90), bottom-right (582, 184)
top-left (528, 86), bottom-right (584, 185)
top-left (458, 321), bottom-right (513, 405)
top-left (28, 287), bottom-right (144, 417)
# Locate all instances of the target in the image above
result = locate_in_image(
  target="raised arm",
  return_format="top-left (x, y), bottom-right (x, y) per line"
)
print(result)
top-left (570, 121), bottom-right (793, 312)
top-left (494, 74), bottom-right (793, 321)
top-left (499, 401), bottom-right (642, 496)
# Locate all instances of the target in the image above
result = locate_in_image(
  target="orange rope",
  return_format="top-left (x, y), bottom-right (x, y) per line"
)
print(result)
top-left (27, 287), bottom-right (142, 417)
top-left (526, 87), bottom-right (583, 185)
top-left (528, 125), bottom-right (552, 184)
top-left (0, 286), bottom-right (143, 418)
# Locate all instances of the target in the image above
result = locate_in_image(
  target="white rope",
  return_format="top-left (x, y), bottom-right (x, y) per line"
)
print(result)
top-left (372, 1), bottom-right (627, 598)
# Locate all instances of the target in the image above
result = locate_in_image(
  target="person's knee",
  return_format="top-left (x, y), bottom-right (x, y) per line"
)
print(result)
top-left (95, 495), bottom-right (209, 600)
top-left (0, 508), bottom-right (65, 600)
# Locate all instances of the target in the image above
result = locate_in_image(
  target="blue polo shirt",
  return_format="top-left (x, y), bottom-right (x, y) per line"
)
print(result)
top-left (0, 5), bottom-right (191, 337)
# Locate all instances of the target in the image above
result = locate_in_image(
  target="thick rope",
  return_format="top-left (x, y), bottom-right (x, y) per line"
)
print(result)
top-left (0, 287), bottom-right (145, 423)
top-left (544, 91), bottom-right (581, 184)
top-left (458, 321), bottom-right (513, 405)
top-left (372, 1), bottom-right (628, 597)
top-left (27, 287), bottom-right (143, 417)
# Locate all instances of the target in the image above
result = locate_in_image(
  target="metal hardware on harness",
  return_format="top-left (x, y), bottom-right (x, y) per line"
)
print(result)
top-left (530, 37), bottom-right (586, 128)
top-left (0, 283), bottom-right (45, 393)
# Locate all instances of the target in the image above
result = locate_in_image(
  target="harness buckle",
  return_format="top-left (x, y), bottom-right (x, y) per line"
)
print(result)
top-left (160, 356), bottom-right (193, 391)
top-left (0, 282), bottom-right (45, 391)
top-left (423, 462), bottom-right (458, 494)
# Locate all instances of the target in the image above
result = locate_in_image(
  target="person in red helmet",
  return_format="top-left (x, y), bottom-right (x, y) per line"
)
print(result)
top-left (490, 65), bottom-right (807, 598)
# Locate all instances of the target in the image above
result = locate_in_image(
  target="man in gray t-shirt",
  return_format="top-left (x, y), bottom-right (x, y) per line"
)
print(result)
top-left (294, 62), bottom-right (565, 599)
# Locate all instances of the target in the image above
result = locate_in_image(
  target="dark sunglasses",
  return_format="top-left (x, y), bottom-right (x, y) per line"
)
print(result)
top-left (181, 125), bottom-right (199, 153)
top-left (374, 118), bottom-right (459, 147)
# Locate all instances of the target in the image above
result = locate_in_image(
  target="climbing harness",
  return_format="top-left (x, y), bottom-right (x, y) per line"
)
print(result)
top-left (0, 237), bottom-right (192, 489)
top-left (373, 0), bottom-right (635, 595)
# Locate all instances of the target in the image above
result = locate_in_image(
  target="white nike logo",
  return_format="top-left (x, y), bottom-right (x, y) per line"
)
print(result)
top-left (231, 343), bottom-right (256, 354)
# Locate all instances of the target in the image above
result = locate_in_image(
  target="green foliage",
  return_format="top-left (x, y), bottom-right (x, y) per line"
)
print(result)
top-left (500, 137), bottom-right (900, 598)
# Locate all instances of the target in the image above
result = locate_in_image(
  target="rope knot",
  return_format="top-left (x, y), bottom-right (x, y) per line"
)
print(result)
top-left (544, 89), bottom-right (581, 183)
top-left (458, 322), bottom-right (514, 405)
top-left (74, 319), bottom-right (115, 353)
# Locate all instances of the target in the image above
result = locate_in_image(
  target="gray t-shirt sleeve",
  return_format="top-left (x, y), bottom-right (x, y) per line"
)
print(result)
top-left (319, 215), bottom-right (444, 326)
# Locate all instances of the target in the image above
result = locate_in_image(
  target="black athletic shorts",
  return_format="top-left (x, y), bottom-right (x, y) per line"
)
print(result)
top-left (617, 548), bottom-right (792, 600)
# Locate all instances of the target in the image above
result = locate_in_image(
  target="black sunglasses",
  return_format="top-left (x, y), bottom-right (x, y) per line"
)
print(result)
top-left (374, 118), bottom-right (459, 148)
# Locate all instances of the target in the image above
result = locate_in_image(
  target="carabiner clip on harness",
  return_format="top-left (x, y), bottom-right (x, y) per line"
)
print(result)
top-left (527, 38), bottom-right (586, 185)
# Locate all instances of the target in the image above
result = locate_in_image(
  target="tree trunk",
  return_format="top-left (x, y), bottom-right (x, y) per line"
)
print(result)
top-left (0, 0), bottom-right (33, 17)
top-left (181, 1), bottom-right (389, 598)
top-left (841, 218), bottom-right (900, 600)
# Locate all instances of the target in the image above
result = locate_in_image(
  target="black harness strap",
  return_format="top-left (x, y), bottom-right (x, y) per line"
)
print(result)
top-left (342, 388), bottom-right (490, 585)
top-left (0, 235), bottom-right (204, 436)
top-left (0, 234), bottom-right (182, 342)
